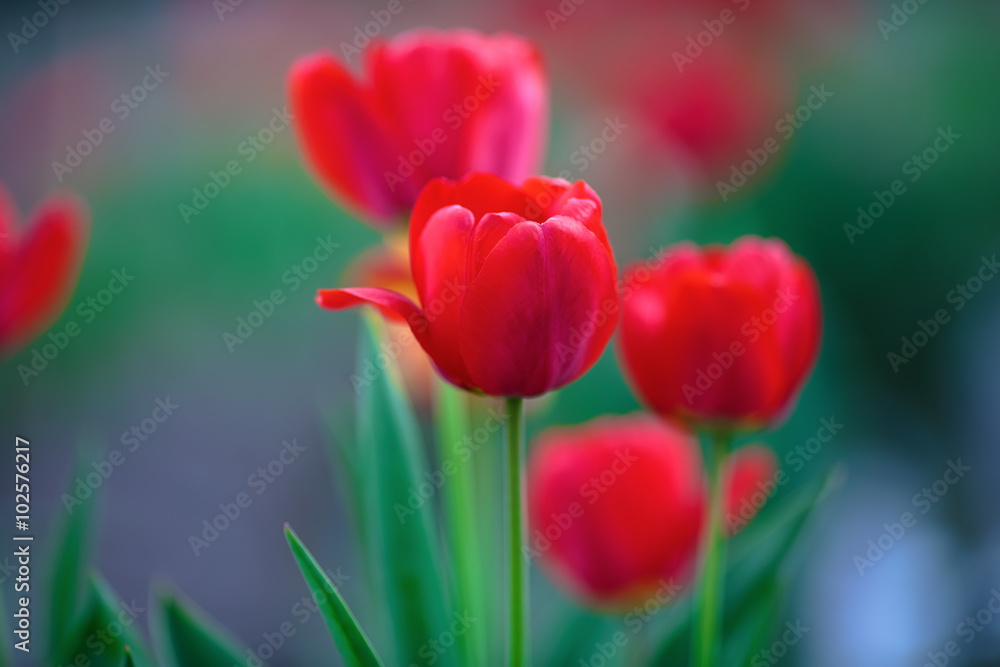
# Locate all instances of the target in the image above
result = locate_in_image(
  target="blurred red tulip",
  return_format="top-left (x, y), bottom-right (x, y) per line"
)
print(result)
top-left (619, 236), bottom-right (821, 429)
top-left (289, 29), bottom-right (548, 226)
top-left (317, 173), bottom-right (618, 397)
top-left (527, 415), bottom-right (706, 608)
top-left (722, 444), bottom-right (779, 536)
top-left (636, 46), bottom-right (791, 186)
top-left (0, 187), bottom-right (88, 357)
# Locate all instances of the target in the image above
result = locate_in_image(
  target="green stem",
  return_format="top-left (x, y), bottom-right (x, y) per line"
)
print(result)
top-left (693, 432), bottom-right (731, 667)
top-left (505, 397), bottom-right (527, 667)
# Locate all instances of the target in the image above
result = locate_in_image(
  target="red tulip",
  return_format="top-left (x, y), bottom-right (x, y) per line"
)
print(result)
top-left (289, 29), bottom-right (547, 226)
top-left (317, 173), bottom-right (618, 397)
top-left (0, 187), bottom-right (88, 356)
top-left (619, 236), bottom-right (821, 429)
top-left (527, 415), bottom-right (706, 607)
top-left (636, 46), bottom-right (791, 186)
top-left (722, 444), bottom-right (779, 536)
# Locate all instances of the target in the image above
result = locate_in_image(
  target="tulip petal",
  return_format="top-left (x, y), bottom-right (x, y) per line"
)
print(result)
top-left (622, 268), bottom-right (784, 425)
top-left (368, 36), bottom-right (481, 181)
top-left (317, 286), bottom-right (424, 327)
top-left (290, 53), bottom-right (419, 221)
top-left (460, 217), bottom-right (617, 396)
top-left (409, 173), bottom-right (531, 248)
top-left (408, 205), bottom-right (477, 389)
top-left (0, 196), bottom-right (88, 355)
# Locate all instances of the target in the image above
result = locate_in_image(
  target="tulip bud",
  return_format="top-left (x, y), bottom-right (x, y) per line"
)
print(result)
top-left (619, 235), bottom-right (821, 429)
top-left (0, 185), bottom-right (89, 357)
top-left (289, 30), bottom-right (548, 226)
top-left (527, 415), bottom-right (706, 608)
top-left (318, 173), bottom-right (618, 398)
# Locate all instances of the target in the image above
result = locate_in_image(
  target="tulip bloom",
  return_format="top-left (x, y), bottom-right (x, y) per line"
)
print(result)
top-left (0, 187), bottom-right (88, 356)
top-left (527, 416), bottom-right (706, 607)
top-left (318, 173), bottom-right (618, 397)
top-left (290, 30), bottom-right (547, 225)
top-left (619, 236), bottom-right (821, 429)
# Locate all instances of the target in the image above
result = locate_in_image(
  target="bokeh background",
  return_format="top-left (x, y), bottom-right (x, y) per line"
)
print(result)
top-left (3, 0), bottom-right (1000, 665)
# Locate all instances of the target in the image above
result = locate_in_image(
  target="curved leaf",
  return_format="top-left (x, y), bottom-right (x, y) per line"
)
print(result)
top-left (285, 525), bottom-right (383, 667)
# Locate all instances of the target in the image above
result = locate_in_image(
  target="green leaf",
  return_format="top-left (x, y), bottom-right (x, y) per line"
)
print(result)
top-left (433, 378), bottom-right (489, 666)
top-left (122, 647), bottom-right (136, 667)
top-left (646, 467), bottom-right (843, 665)
top-left (55, 574), bottom-right (153, 667)
top-left (48, 444), bottom-right (102, 659)
top-left (354, 314), bottom-right (454, 666)
top-left (152, 583), bottom-right (256, 667)
top-left (285, 525), bottom-right (383, 667)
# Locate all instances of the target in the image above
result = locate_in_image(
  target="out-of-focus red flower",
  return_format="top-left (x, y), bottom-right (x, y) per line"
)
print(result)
top-left (0, 187), bottom-right (88, 357)
top-left (317, 173), bottom-right (618, 397)
top-left (722, 444), bottom-right (779, 536)
top-left (635, 46), bottom-right (791, 185)
top-left (619, 236), bottom-right (821, 429)
top-left (289, 29), bottom-right (548, 226)
top-left (527, 415), bottom-right (706, 608)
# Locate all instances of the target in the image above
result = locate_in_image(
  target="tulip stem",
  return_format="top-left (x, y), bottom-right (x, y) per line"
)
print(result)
top-left (505, 396), bottom-right (528, 667)
top-left (694, 431), bottom-right (730, 667)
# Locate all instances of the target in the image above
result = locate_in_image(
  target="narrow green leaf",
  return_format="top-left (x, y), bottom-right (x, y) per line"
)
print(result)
top-left (285, 525), bottom-right (383, 667)
top-left (646, 467), bottom-right (843, 665)
top-left (152, 583), bottom-right (256, 667)
top-left (433, 378), bottom-right (488, 666)
top-left (354, 314), bottom-right (454, 666)
top-left (723, 578), bottom-right (783, 666)
top-left (55, 574), bottom-right (153, 667)
top-left (122, 647), bottom-right (136, 667)
top-left (48, 445), bottom-right (102, 658)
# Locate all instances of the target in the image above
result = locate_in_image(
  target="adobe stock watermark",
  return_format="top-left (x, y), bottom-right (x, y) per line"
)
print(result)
top-left (16, 267), bottom-right (136, 387)
top-left (384, 76), bottom-right (501, 192)
top-left (523, 448), bottom-right (638, 561)
top-left (52, 65), bottom-right (170, 182)
top-left (718, 84), bottom-right (834, 201)
top-left (180, 106), bottom-right (294, 224)
top-left (750, 620), bottom-right (810, 666)
top-left (242, 566), bottom-right (351, 666)
top-left (538, 116), bottom-right (629, 188)
top-left (544, 0), bottom-right (588, 31)
top-left (852, 459), bottom-right (970, 576)
top-left (338, 0), bottom-right (415, 62)
top-left (222, 235), bottom-right (340, 353)
top-left (61, 397), bottom-right (180, 515)
top-left (922, 588), bottom-right (1000, 667)
top-left (878, 0), bottom-right (933, 41)
top-left (578, 579), bottom-right (683, 667)
top-left (214, 0), bottom-right (248, 21)
top-left (680, 288), bottom-right (799, 405)
top-left (188, 439), bottom-right (306, 556)
top-left (7, 0), bottom-right (72, 54)
top-left (844, 126), bottom-right (960, 244)
top-left (725, 416), bottom-right (844, 533)
top-left (394, 405), bottom-right (510, 524)
top-left (672, 0), bottom-right (752, 73)
top-left (887, 254), bottom-right (997, 373)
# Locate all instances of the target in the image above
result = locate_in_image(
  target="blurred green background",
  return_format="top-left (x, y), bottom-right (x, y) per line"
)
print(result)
top-left (2, 0), bottom-right (1000, 665)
